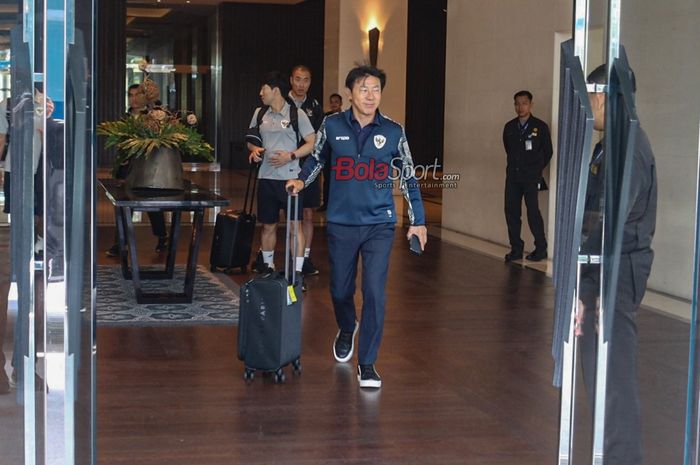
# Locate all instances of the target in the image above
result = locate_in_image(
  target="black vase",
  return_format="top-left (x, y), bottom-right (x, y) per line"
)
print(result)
top-left (125, 147), bottom-right (184, 191)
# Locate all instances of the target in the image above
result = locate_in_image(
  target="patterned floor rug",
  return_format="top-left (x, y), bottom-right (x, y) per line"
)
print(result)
top-left (96, 265), bottom-right (239, 327)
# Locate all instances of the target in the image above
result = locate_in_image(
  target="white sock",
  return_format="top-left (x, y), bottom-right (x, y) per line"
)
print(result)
top-left (262, 250), bottom-right (274, 268)
top-left (295, 256), bottom-right (304, 273)
top-left (304, 248), bottom-right (311, 258)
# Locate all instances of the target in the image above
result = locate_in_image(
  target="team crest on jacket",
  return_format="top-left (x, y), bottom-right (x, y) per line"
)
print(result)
top-left (306, 109), bottom-right (314, 117)
top-left (373, 134), bottom-right (386, 149)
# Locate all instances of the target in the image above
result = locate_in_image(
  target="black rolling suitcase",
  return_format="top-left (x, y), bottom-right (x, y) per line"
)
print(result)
top-left (210, 164), bottom-right (258, 274)
top-left (238, 192), bottom-right (303, 383)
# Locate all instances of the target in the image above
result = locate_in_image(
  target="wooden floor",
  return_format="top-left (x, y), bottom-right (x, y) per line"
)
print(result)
top-left (0, 169), bottom-right (691, 464)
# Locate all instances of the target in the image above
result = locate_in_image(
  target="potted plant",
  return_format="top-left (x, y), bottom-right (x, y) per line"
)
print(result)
top-left (97, 77), bottom-right (214, 190)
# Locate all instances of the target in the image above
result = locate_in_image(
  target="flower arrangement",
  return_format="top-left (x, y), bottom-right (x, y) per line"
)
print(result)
top-left (97, 76), bottom-right (214, 175)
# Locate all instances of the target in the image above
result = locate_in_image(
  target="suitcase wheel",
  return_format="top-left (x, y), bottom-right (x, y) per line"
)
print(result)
top-left (273, 368), bottom-right (286, 384)
top-left (244, 367), bottom-right (255, 382)
top-left (292, 358), bottom-right (302, 375)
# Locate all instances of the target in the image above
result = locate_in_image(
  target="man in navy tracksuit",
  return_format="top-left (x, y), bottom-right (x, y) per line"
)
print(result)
top-left (287, 65), bottom-right (427, 388)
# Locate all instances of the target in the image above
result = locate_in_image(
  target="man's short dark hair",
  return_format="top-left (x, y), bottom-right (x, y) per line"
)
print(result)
top-left (513, 90), bottom-right (533, 101)
top-left (345, 65), bottom-right (386, 91)
top-left (330, 93), bottom-right (342, 101)
top-left (291, 65), bottom-right (311, 76)
top-left (261, 71), bottom-right (290, 95)
top-left (128, 83), bottom-right (140, 92)
top-left (587, 63), bottom-right (637, 92)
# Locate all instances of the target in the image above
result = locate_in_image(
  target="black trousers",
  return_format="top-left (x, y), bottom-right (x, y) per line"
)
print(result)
top-left (112, 164), bottom-right (166, 241)
top-left (504, 180), bottom-right (546, 252)
top-left (579, 254), bottom-right (648, 465)
top-left (112, 211), bottom-right (166, 242)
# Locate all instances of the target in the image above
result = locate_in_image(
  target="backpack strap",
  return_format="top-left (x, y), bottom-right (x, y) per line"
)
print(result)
top-left (289, 104), bottom-right (301, 148)
top-left (256, 105), bottom-right (269, 128)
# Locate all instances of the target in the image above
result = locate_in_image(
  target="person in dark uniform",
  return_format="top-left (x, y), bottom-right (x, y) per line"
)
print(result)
top-left (502, 90), bottom-right (553, 261)
top-left (105, 83), bottom-right (168, 257)
top-left (318, 93), bottom-right (343, 212)
top-left (325, 93), bottom-right (343, 116)
top-left (577, 64), bottom-right (656, 465)
top-left (289, 65), bottom-right (324, 276)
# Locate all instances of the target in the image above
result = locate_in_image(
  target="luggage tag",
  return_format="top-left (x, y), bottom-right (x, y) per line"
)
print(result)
top-left (525, 140), bottom-right (533, 151)
top-left (287, 285), bottom-right (298, 305)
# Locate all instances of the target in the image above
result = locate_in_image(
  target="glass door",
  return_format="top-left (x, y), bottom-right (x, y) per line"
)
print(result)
top-left (1, 0), bottom-right (96, 463)
top-left (556, 0), bottom-right (698, 464)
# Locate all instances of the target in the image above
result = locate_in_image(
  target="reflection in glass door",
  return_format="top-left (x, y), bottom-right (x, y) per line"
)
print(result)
top-left (1, 0), bottom-right (96, 464)
top-left (556, 0), bottom-right (699, 464)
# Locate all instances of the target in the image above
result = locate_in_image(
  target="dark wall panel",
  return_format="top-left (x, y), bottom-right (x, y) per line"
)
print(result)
top-left (405, 0), bottom-right (447, 167)
top-left (95, 0), bottom-right (126, 168)
top-left (219, 0), bottom-right (324, 169)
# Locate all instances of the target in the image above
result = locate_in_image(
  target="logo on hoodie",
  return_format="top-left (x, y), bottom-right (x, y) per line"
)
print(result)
top-left (374, 134), bottom-right (386, 149)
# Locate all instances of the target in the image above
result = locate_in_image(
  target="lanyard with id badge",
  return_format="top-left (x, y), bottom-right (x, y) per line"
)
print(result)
top-left (521, 121), bottom-right (533, 151)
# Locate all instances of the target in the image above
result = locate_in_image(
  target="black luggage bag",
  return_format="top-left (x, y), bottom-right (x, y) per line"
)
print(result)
top-left (210, 164), bottom-right (258, 273)
top-left (237, 192), bottom-right (303, 383)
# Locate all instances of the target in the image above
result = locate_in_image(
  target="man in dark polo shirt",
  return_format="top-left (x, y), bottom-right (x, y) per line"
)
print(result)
top-left (502, 90), bottom-right (553, 262)
top-left (288, 65), bottom-right (324, 276)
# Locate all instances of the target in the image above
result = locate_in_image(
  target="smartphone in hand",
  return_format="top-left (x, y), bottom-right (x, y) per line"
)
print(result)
top-left (409, 234), bottom-right (422, 256)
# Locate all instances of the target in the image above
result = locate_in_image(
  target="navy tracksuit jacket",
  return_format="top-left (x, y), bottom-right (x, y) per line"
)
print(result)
top-left (298, 109), bottom-right (425, 365)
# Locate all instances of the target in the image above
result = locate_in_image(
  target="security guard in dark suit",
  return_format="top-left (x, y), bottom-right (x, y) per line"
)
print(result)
top-left (577, 64), bottom-right (656, 465)
top-left (502, 90), bottom-right (553, 261)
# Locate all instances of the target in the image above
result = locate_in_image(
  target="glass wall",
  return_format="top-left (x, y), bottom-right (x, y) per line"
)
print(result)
top-left (0, 0), bottom-right (96, 463)
top-left (124, 4), bottom-right (218, 164)
top-left (558, 0), bottom-right (697, 464)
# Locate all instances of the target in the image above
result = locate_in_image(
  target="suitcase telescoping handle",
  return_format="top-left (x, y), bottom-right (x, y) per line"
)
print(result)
top-left (242, 162), bottom-right (260, 215)
top-left (284, 187), bottom-right (300, 285)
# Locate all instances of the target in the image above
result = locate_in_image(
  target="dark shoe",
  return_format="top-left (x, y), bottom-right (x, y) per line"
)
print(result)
top-left (357, 364), bottom-right (382, 388)
top-left (526, 249), bottom-right (548, 262)
top-left (504, 250), bottom-right (523, 262)
top-left (296, 275), bottom-right (307, 292)
top-left (106, 243), bottom-right (120, 257)
top-left (302, 258), bottom-right (319, 276)
top-left (261, 266), bottom-right (275, 276)
top-left (333, 320), bottom-right (359, 363)
top-left (317, 204), bottom-right (327, 212)
top-left (251, 251), bottom-right (267, 274)
top-left (155, 235), bottom-right (168, 253)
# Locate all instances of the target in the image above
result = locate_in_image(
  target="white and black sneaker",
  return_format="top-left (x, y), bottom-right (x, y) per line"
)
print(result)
top-left (357, 364), bottom-right (381, 388)
top-left (333, 320), bottom-right (359, 363)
